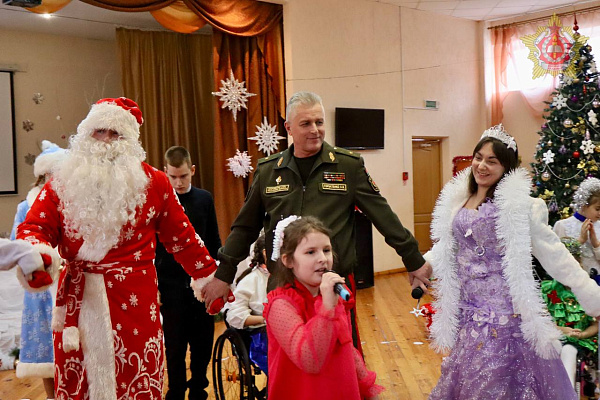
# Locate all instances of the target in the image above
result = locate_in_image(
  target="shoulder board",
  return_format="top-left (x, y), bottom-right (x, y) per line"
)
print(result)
top-left (258, 152), bottom-right (282, 165)
top-left (333, 147), bottom-right (360, 159)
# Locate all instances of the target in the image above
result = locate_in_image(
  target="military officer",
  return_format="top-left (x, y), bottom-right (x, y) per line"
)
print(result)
top-left (203, 91), bottom-right (432, 311)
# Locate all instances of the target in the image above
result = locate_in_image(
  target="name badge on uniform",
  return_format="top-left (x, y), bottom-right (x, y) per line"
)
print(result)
top-left (323, 172), bottom-right (345, 182)
top-left (265, 185), bottom-right (290, 194)
top-left (321, 183), bottom-right (347, 191)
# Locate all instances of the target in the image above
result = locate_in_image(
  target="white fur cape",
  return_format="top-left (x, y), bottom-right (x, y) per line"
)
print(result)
top-left (424, 168), bottom-right (600, 359)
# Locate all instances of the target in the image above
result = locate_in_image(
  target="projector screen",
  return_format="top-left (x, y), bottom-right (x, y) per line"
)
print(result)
top-left (0, 71), bottom-right (16, 194)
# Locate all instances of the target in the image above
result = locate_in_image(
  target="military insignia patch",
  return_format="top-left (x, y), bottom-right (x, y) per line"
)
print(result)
top-left (277, 157), bottom-right (283, 167)
top-left (329, 152), bottom-right (335, 162)
top-left (323, 172), bottom-right (345, 182)
top-left (265, 185), bottom-right (290, 194)
top-left (366, 171), bottom-right (380, 192)
top-left (321, 183), bottom-right (347, 191)
top-left (276, 176), bottom-right (282, 185)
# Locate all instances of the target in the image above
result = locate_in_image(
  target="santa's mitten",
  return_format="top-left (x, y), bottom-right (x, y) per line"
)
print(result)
top-left (16, 243), bottom-right (60, 292)
top-left (207, 291), bottom-right (235, 315)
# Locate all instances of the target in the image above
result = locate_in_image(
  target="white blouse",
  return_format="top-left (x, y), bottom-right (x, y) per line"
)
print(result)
top-left (226, 266), bottom-right (269, 330)
top-left (553, 215), bottom-right (600, 274)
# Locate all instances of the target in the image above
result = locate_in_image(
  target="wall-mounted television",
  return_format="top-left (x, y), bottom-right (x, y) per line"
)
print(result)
top-left (335, 107), bottom-right (384, 150)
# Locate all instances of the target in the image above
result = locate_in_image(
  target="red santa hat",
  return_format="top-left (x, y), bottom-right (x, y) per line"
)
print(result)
top-left (77, 97), bottom-right (143, 141)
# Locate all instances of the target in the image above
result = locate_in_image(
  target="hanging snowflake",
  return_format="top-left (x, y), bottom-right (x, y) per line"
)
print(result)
top-left (22, 120), bottom-right (34, 132)
top-left (211, 70), bottom-right (256, 122)
top-left (588, 110), bottom-right (598, 126)
top-left (552, 94), bottom-right (567, 109)
top-left (581, 139), bottom-right (595, 155)
top-left (226, 149), bottom-right (254, 178)
top-left (249, 116), bottom-right (285, 156)
top-left (543, 150), bottom-right (555, 164)
top-left (32, 93), bottom-right (44, 104)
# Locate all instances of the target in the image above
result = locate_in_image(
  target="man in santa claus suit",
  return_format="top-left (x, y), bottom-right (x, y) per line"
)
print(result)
top-left (16, 97), bottom-right (217, 400)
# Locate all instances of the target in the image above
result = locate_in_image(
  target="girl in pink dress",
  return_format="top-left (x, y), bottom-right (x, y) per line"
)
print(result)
top-left (263, 216), bottom-right (383, 400)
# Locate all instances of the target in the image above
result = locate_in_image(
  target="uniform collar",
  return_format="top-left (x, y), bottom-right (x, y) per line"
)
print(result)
top-left (274, 141), bottom-right (339, 171)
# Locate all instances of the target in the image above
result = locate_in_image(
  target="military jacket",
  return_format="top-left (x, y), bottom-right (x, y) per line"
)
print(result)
top-left (216, 141), bottom-right (425, 283)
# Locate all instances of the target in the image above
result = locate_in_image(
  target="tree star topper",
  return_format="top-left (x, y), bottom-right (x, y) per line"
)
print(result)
top-left (249, 116), bottom-right (285, 156)
top-left (212, 70), bottom-right (256, 122)
top-left (520, 14), bottom-right (588, 79)
top-left (226, 149), bottom-right (254, 178)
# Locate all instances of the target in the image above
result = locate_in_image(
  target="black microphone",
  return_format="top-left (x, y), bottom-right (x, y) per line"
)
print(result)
top-left (334, 283), bottom-right (351, 301)
top-left (411, 287), bottom-right (424, 300)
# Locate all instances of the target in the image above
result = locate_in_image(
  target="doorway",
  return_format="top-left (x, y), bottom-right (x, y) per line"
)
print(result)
top-left (412, 138), bottom-right (442, 254)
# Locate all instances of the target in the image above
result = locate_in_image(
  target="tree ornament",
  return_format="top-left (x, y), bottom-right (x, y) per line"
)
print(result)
top-left (552, 94), bottom-right (568, 109)
top-left (563, 118), bottom-right (574, 128)
top-left (573, 151), bottom-right (580, 158)
top-left (571, 95), bottom-right (579, 102)
top-left (543, 150), bottom-right (555, 164)
top-left (581, 139), bottom-right (595, 154)
top-left (588, 110), bottom-right (598, 126)
top-left (574, 78), bottom-right (581, 83)
top-left (559, 145), bottom-right (567, 154)
top-left (542, 171), bottom-right (551, 181)
top-left (211, 70), bottom-right (257, 122)
top-left (593, 100), bottom-right (600, 108)
top-left (249, 116), bottom-right (285, 156)
top-left (565, 182), bottom-right (570, 188)
top-left (226, 149), bottom-right (254, 178)
top-left (547, 140), bottom-right (553, 146)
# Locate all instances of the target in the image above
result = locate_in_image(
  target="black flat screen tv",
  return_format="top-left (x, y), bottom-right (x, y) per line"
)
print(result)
top-left (335, 107), bottom-right (384, 150)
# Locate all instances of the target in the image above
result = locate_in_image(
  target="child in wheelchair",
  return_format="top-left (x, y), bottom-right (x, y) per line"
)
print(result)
top-left (226, 234), bottom-right (269, 374)
top-left (541, 237), bottom-right (598, 397)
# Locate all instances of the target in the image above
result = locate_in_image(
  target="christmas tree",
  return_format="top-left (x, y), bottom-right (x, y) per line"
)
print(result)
top-left (531, 30), bottom-right (600, 225)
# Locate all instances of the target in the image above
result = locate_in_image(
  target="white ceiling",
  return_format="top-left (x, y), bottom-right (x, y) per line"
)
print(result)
top-left (383, 0), bottom-right (597, 21)
top-left (0, 0), bottom-right (596, 41)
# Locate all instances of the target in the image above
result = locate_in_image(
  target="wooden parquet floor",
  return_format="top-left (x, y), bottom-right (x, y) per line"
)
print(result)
top-left (0, 272), bottom-right (442, 400)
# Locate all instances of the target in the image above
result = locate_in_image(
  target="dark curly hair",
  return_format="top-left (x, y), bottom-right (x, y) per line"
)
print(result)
top-left (235, 234), bottom-right (266, 285)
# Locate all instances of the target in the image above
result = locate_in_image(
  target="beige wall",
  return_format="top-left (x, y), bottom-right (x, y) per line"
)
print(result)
top-left (283, 0), bottom-right (484, 272)
top-left (0, 29), bottom-right (121, 236)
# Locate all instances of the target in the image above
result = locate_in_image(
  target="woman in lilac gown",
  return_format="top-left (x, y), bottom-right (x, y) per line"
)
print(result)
top-left (425, 125), bottom-right (600, 399)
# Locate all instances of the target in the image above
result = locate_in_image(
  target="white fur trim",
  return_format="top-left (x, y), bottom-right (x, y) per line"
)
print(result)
top-left (52, 305), bottom-right (66, 332)
top-left (63, 326), bottom-right (80, 353)
top-left (77, 102), bottom-right (140, 142)
top-left (34, 148), bottom-right (67, 177)
top-left (26, 186), bottom-right (42, 207)
top-left (495, 169), bottom-right (561, 359)
top-left (16, 361), bottom-right (54, 378)
top-left (79, 273), bottom-right (117, 400)
top-left (191, 271), bottom-right (216, 302)
top-left (428, 168), bottom-right (562, 359)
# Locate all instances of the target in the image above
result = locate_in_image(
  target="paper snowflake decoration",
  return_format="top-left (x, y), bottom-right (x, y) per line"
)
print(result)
top-left (581, 139), bottom-right (595, 155)
top-left (543, 150), bottom-right (555, 164)
top-left (226, 149), bottom-right (254, 178)
top-left (561, 74), bottom-right (574, 85)
top-left (249, 116), bottom-right (285, 156)
top-left (552, 94), bottom-right (567, 109)
top-left (24, 153), bottom-right (36, 165)
top-left (32, 93), bottom-right (44, 104)
top-left (22, 120), bottom-right (34, 132)
top-left (212, 70), bottom-right (256, 122)
top-left (589, 110), bottom-right (598, 127)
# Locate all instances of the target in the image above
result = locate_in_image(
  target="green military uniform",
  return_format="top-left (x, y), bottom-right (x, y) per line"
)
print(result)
top-left (216, 141), bottom-right (425, 283)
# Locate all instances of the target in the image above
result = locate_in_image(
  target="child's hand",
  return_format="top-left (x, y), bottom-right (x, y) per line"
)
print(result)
top-left (590, 223), bottom-right (600, 248)
top-left (321, 271), bottom-right (345, 310)
top-left (580, 219), bottom-right (592, 244)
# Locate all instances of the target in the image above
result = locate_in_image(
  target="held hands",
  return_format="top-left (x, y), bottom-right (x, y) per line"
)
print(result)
top-left (321, 271), bottom-right (346, 310)
top-left (201, 277), bottom-right (231, 312)
top-left (579, 219), bottom-right (600, 248)
top-left (28, 253), bottom-right (53, 289)
top-left (408, 261), bottom-right (433, 295)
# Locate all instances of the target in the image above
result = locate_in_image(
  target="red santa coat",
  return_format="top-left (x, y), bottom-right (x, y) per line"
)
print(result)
top-left (17, 163), bottom-right (217, 400)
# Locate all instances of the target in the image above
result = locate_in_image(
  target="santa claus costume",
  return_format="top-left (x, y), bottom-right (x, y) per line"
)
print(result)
top-left (17, 98), bottom-right (217, 400)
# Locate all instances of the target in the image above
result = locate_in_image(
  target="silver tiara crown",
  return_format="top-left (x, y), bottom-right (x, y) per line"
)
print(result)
top-left (480, 124), bottom-right (517, 151)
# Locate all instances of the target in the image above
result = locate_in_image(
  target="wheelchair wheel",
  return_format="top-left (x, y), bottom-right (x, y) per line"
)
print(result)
top-left (212, 329), bottom-right (254, 400)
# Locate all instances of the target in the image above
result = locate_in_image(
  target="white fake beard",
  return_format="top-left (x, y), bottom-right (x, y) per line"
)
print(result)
top-left (52, 134), bottom-right (149, 262)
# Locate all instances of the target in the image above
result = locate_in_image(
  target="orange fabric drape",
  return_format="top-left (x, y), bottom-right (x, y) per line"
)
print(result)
top-left (212, 22), bottom-right (286, 241)
top-left (150, 0), bottom-right (206, 34)
top-left (27, 0), bottom-right (71, 14)
top-left (491, 27), bottom-right (515, 125)
top-left (116, 28), bottom-right (215, 194)
top-left (79, 0), bottom-right (175, 11)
